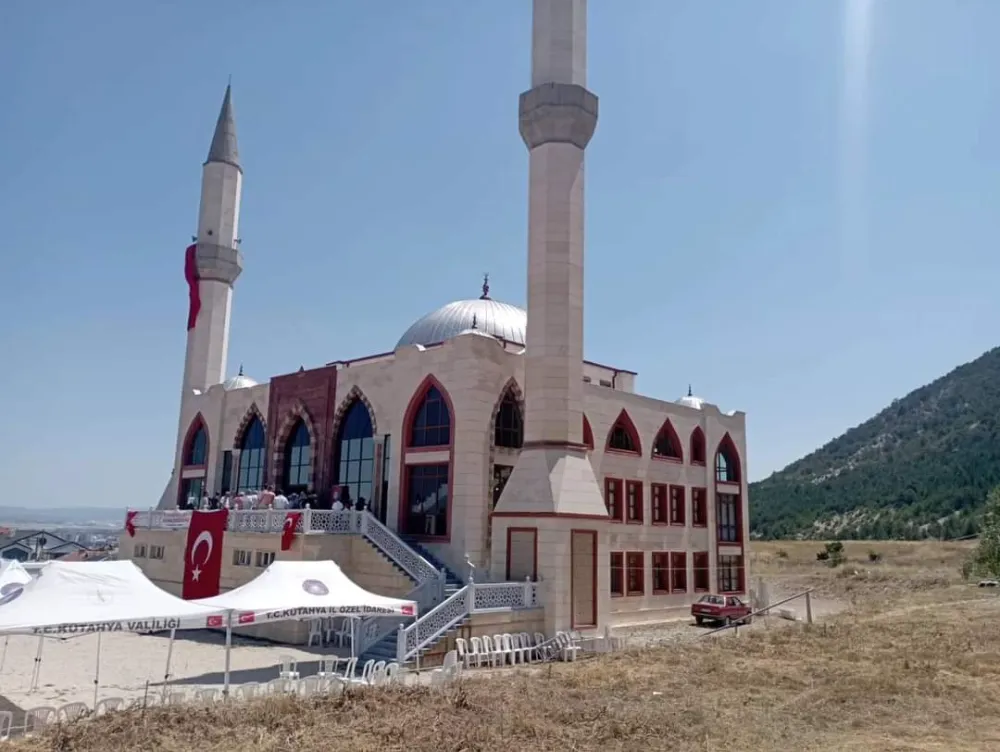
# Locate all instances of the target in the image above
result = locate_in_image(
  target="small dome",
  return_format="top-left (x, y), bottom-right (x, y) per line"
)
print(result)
top-left (676, 385), bottom-right (704, 410)
top-left (223, 369), bottom-right (258, 391)
top-left (396, 298), bottom-right (526, 349)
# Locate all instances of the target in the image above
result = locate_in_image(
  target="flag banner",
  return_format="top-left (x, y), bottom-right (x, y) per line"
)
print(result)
top-left (182, 510), bottom-right (228, 599)
top-left (281, 511), bottom-right (302, 551)
top-left (184, 243), bottom-right (201, 330)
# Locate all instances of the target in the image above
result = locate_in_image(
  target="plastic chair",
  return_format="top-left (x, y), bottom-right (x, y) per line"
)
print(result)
top-left (165, 691), bottom-right (188, 706)
top-left (279, 655), bottom-right (300, 680)
top-left (0, 710), bottom-right (12, 741)
top-left (94, 697), bottom-right (124, 716)
top-left (57, 702), bottom-right (88, 722)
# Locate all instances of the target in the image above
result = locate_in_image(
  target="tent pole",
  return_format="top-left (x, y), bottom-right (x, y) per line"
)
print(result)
top-left (0, 636), bottom-right (8, 672)
top-left (350, 618), bottom-right (355, 659)
top-left (223, 612), bottom-right (233, 698)
top-left (30, 636), bottom-right (43, 692)
top-left (161, 628), bottom-right (177, 702)
top-left (93, 631), bottom-right (102, 709)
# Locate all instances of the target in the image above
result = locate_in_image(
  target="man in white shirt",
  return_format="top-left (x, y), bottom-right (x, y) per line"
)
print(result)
top-left (273, 490), bottom-right (288, 510)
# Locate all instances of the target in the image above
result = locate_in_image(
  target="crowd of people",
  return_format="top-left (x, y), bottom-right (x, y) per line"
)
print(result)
top-left (180, 484), bottom-right (369, 513)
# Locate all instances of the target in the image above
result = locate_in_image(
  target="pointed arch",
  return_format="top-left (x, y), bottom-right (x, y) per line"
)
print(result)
top-left (182, 413), bottom-right (209, 466)
top-left (605, 408), bottom-right (642, 455)
top-left (233, 403), bottom-right (267, 450)
top-left (331, 387), bottom-right (378, 508)
top-left (404, 374), bottom-right (453, 449)
top-left (330, 386), bottom-right (378, 442)
top-left (651, 418), bottom-right (683, 461)
top-left (582, 415), bottom-right (595, 450)
top-left (270, 401), bottom-right (317, 491)
top-left (491, 379), bottom-right (524, 450)
top-left (714, 433), bottom-right (742, 484)
top-left (690, 426), bottom-right (707, 465)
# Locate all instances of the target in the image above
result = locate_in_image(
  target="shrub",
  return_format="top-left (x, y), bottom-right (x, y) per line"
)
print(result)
top-left (965, 486), bottom-right (1000, 579)
top-left (868, 550), bottom-right (882, 563)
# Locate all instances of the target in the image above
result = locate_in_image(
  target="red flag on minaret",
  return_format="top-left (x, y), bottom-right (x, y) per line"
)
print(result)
top-left (184, 243), bottom-right (201, 330)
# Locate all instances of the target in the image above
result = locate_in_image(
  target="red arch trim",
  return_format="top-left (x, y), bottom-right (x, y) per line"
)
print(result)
top-left (583, 415), bottom-right (594, 450)
top-left (651, 418), bottom-right (683, 462)
top-left (715, 432), bottom-right (742, 483)
top-left (402, 374), bottom-right (455, 449)
top-left (605, 408), bottom-right (642, 455)
top-left (690, 426), bottom-right (707, 465)
top-left (181, 412), bottom-right (210, 467)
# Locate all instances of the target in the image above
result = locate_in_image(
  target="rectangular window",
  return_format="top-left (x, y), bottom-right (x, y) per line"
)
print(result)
top-left (604, 477), bottom-right (623, 522)
top-left (255, 551), bottom-right (276, 568)
top-left (148, 545), bottom-right (165, 560)
top-left (220, 450), bottom-right (233, 494)
top-left (232, 549), bottom-right (252, 567)
top-left (718, 554), bottom-right (743, 593)
top-left (693, 552), bottom-right (710, 591)
top-left (610, 552), bottom-right (624, 597)
top-left (670, 552), bottom-right (687, 593)
top-left (651, 483), bottom-right (668, 525)
top-left (625, 551), bottom-right (645, 596)
top-left (625, 481), bottom-right (643, 524)
top-left (403, 463), bottom-right (450, 538)
top-left (133, 544), bottom-right (147, 558)
top-left (691, 487), bottom-right (707, 527)
top-left (651, 552), bottom-right (669, 594)
top-left (717, 494), bottom-right (740, 543)
top-left (670, 485), bottom-right (686, 525)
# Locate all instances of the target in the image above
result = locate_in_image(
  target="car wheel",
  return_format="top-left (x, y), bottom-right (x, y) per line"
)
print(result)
top-left (695, 616), bottom-right (704, 626)
top-left (725, 616), bottom-right (733, 627)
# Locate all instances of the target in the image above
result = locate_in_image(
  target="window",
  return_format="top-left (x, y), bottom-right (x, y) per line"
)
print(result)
top-left (610, 552), bottom-right (624, 597)
top-left (494, 390), bottom-right (523, 449)
top-left (599, 379), bottom-right (612, 388)
top-left (690, 427), bottom-right (706, 465)
top-left (718, 554), bottom-right (743, 593)
top-left (604, 477), bottom-right (623, 522)
top-left (403, 463), bottom-right (449, 537)
top-left (693, 552), bottom-right (710, 591)
top-left (493, 465), bottom-right (513, 509)
top-left (179, 477), bottom-right (204, 510)
top-left (232, 549), bottom-right (252, 567)
top-left (625, 481), bottom-right (643, 524)
top-left (334, 400), bottom-right (375, 510)
top-left (237, 417), bottom-right (267, 492)
top-left (185, 422), bottom-right (208, 466)
top-left (583, 416), bottom-right (594, 450)
top-left (255, 550), bottom-right (275, 568)
top-left (671, 552), bottom-right (687, 592)
top-left (625, 552), bottom-right (645, 596)
top-left (149, 545), bottom-right (165, 560)
top-left (669, 485), bottom-right (686, 525)
top-left (133, 544), bottom-right (147, 558)
top-left (409, 385), bottom-right (451, 447)
top-left (283, 420), bottom-right (311, 492)
top-left (607, 410), bottom-right (641, 454)
top-left (652, 419), bottom-right (682, 460)
top-left (650, 483), bottom-right (668, 524)
top-left (718, 493), bottom-right (740, 543)
top-left (692, 487), bottom-right (707, 527)
top-left (651, 552), bottom-right (669, 593)
top-left (220, 450), bottom-right (233, 493)
top-left (715, 434), bottom-right (741, 483)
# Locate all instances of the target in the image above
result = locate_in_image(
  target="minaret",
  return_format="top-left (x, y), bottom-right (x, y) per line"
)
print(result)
top-left (182, 84), bottom-right (244, 394)
top-left (494, 0), bottom-right (605, 519)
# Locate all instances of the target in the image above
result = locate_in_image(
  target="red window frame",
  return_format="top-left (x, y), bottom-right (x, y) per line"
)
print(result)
top-left (610, 552), bottom-right (624, 597)
top-left (625, 480), bottom-right (643, 524)
top-left (693, 551), bottom-right (710, 591)
top-left (625, 551), bottom-right (645, 596)
top-left (651, 483), bottom-right (668, 525)
top-left (651, 552), bottom-right (670, 594)
top-left (669, 485), bottom-right (686, 526)
top-left (691, 487), bottom-right (707, 527)
top-left (604, 477), bottom-right (624, 522)
top-left (670, 551), bottom-right (687, 593)
top-left (718, 554), bottom-right (744, 594)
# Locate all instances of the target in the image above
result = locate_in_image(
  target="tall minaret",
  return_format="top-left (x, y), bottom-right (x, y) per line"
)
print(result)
top-left (494, 0), bottom-right (606, 519)
top-left (182, 84), bottom-right (243, 394)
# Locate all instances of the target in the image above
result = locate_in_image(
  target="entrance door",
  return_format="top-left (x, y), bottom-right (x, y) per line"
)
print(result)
top-left (570, 530), bottom-right (597, 628)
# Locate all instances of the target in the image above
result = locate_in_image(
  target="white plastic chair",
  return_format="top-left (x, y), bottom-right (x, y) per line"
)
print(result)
top-left (95, 697), bottom-right (124, 716)
top-left (267, 677), bottom-right (293, 694)
top-left (165, 691), bottom-right (187, 706)
top-left (195, 688), bottom-right (221, 703)
top-left (519, 632), bottom-right (538, 662)
top-left (307, 620), bottom-right (324, 647)
top-left (500, 634), bottom-right (519, 665)
top-left (298, 676), bottom-right (321, 696)
top-left (355, 659), bottom-right (376, 684)
top-left (339, 656), bottom-right (358, 680)
top-left (27, 706), bottom-right (57, 733)
top-left (556, 631), bottom-right (581, 662)
top-left (441, 649), bottom-right (461, 680)
top-left (278, 655), bottom-right (300, 680)
top-left (0, 710), bottom-right (11, 741)
top-left (236, 683), bottom-right (261, 701)
top-left (370, 661), bottom-right (388, 686)
top-left (58, 702), bottom-right (88, 722)
top-left (318, 656), bottom-right (339, 679)
top-left (385, 662), bottom-right (401, 684)
top-left (469, 637), bottom-right (486, 668)
top-left (429, 668), bottom-right (447, 687)
top-left (492, 634), bottom-right (511, 666)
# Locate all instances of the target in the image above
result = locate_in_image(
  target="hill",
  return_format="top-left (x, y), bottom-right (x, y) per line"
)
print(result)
top-left (750, 346), bottom-right (1000, 539)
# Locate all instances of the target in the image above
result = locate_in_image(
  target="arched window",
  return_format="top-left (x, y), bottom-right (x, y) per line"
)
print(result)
top-left (652, 419), bottom-right (682, 461)
top-left (494, 390), bottom-right (523, 449)
top-left (583, 415), bottom-right (594, 450)
top-left (715, 434), bottom-right (741, 484)
top-left (237, 417), bottom-right (266, 491)
top-left (185, 424), bottom-right (208, 466)
top-left (409, 385), bottom-right (451, 448)
top-left (283, 420), bottom-right (311, 492)
top-left (334, 400), bottom-right (375, 509)
top-left (606, 410), bottom-right (641, 455)
top-left (690, 427), bottom-right (707, 465)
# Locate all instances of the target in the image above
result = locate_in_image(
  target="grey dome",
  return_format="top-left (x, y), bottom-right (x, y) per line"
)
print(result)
top-left (396, 299), bottom-right (526, 349)
top-left (223, 373), bottom-right (258, 391)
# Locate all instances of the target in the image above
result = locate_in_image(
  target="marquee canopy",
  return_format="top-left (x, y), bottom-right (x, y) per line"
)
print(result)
top-left (0, 559), bottom-right (31, 589)
top-left (194, 560), bottom-right (418, 624)
top-left (0, 560), bottom-right (227, 636)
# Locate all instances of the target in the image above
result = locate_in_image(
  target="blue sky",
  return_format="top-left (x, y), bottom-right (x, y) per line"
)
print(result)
top-left (1, 1), bottom-right (998, 507)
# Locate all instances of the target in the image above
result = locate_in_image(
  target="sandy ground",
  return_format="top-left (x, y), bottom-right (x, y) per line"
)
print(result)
top-left (0, 630), bottom-right (361, 711)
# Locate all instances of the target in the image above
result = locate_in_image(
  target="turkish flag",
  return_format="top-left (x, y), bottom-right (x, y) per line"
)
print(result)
top-left (124, 510), bottom-right (138, 538)
top-left (281, 512), bottom-right (302, 551)
top-left (182, 510), bottom-right (228, 600)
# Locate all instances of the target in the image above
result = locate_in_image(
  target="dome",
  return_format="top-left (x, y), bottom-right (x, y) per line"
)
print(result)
top-left (223, 368), bottom-right (258, 391)
top-left (396, 298), bottom-right (526, 349)
top-left (676, 385), bottom-right (705, 410)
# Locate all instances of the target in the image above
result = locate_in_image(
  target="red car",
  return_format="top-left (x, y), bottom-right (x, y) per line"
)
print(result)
top-left (691, 594), bottom-right (752, 626)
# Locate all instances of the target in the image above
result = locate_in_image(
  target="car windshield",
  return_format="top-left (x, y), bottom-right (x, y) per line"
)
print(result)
top-left (698, 595), bottom-right (725, 605)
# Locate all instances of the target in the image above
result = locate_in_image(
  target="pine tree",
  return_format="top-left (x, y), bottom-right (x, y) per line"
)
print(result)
top-left (966, 486), bottom-right (1000, 578)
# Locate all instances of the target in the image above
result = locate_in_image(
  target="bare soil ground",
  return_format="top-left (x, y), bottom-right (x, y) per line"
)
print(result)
top-left (12, 539), bottom-right (1000, 752)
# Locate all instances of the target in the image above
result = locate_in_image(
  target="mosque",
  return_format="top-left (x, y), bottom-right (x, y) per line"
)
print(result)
top-left (129, 0), bottom-right (749, 649)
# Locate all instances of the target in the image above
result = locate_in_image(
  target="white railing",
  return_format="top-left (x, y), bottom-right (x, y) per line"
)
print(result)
top-left (355, 571), bottom-right (447, 655)
top-left (128, 509), bottom-right (439, 584)
top-left (395, 579), bottom-right (540, 662)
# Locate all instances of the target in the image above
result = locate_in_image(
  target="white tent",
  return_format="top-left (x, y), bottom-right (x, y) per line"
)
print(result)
top-left (0, 559), bottom-right (32, 673)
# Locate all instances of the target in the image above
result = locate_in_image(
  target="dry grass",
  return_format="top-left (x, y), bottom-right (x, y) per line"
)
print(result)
top-left (12, 540), bottom-right (1000, 752)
